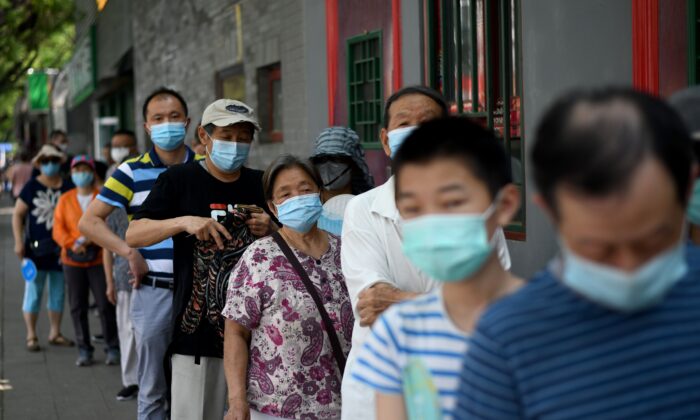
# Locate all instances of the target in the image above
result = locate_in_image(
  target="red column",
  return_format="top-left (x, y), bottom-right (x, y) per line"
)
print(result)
top-left (326, 0), bottom-right (339, 125)
top-left (632, 0), bottom-right (659, 95)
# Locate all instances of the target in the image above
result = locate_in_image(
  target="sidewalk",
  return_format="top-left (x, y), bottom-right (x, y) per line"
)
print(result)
top-left (0, 198), bottom-right (135, 419)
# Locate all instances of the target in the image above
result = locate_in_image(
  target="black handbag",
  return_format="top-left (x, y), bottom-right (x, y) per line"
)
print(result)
top-left (67, 245), bottom-right (100, 263)
top-left (29, 238), bottom-right (60, 257)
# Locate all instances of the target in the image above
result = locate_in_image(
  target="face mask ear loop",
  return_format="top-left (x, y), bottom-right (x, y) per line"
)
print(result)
top-left (484, 190), bottom-right (505, 244)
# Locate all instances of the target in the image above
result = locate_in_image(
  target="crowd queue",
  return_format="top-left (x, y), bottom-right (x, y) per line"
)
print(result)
top-left (11, 83), bottom-right (700, 420)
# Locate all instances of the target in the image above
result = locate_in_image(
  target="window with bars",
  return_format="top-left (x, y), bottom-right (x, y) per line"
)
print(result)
top-left (347, 31), bottom-right (383, 147)
top-left (257, 63), bottom-right (283, 143)
top-left (423, 0), bottom-right (525, 239)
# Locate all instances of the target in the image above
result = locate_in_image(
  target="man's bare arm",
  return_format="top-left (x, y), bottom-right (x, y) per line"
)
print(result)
top-left (356, 283), bottom-right (421, 327)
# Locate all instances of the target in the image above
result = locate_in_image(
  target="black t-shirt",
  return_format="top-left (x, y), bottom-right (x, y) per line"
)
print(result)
top-left (134, 162), bottom-right (273, 358)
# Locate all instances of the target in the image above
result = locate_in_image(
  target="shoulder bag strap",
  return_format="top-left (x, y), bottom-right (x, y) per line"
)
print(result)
top-left (272, 231), bottom-right (346, 374)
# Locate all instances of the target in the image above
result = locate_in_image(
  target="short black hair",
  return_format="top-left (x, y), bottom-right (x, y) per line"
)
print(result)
top-left (94, 160), bottom-right (108, 182)
top-left (141, 87), bottom-right (188, 120)
top-left (113, 128), bottom-right (136, 139)
top-left (49, 129), bottom-right (66, 140)
top-left (393, 116), bottom-right (512, 199)
top-left (383, 86), bottom-right (448, 128)
top-left (532, 87), bottom-right (693, 210)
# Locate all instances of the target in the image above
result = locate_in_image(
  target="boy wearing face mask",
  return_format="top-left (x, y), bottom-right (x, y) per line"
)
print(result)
top-left (310, 126), bottom-right (375, 236)
top-left (351, 117), bottom-right (522, 420)
top-left (126, 99), bottom-right (277, 420)
top-left (340, 86), bottom-right (512, 420)
top-left (454, 89), bottom-right (700, 419)
top-left (79, 87), bottom-right (197, 420)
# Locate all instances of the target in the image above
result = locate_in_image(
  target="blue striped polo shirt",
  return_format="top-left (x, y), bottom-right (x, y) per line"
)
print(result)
top-left (97, 147), bottom-right (197, 282)
top-left (454, 244), bottom-right (700, 420)
top-left (352, 289), bottom-right (470, 419)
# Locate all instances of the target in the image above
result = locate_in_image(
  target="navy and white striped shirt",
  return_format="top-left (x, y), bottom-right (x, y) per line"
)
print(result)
top-left (97, 147), bottom-right (197, 282)
top-left (454, 244), bottom-right (700, 419)
top-left (352, 290), bottom-right (470, 419)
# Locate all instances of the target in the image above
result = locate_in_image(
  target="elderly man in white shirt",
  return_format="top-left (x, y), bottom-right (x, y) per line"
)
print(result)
top-left (340, 86), bottom-right (511, 420)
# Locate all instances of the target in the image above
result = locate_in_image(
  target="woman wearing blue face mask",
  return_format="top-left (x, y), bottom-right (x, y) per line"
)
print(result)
top-left (12, 145), bottom-right (74, 352)
top-left (54, 155), bottom-right (118, 367)
top-left (222, 155), bottom-right (353, 420)
top-left (351, 118), bottom-right (523, 420)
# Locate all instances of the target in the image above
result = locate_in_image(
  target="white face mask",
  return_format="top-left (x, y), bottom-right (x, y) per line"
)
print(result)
top-left (110, 147), bottom-right (131, 163)
top-left (57, 143), bottom-right (68, 152)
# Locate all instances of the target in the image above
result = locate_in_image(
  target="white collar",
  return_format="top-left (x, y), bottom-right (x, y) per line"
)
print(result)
top-left (370, 176), bottom-right (400, 223)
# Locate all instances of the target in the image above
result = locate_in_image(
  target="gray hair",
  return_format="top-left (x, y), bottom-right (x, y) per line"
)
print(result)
top-left (262, 154), bottom-right (322, 201)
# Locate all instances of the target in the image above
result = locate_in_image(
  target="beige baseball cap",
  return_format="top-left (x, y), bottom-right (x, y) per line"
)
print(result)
top-left (201, 99), bottom-right (261, 130)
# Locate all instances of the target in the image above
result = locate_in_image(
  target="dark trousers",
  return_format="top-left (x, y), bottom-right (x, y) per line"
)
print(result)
top-left (63, 264), bottom-right (118, 352)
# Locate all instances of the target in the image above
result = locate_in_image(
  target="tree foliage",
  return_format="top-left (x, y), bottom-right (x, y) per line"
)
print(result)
top-left (0, 0), bottom-right (75, 139)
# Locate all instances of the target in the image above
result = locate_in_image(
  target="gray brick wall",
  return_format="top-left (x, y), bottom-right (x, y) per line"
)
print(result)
top-left (131, 0), bottom-right (310, 171)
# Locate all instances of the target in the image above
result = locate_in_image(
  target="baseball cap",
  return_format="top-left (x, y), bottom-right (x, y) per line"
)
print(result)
top-left (70, 155), bottom-right (95, 170)
top-left (201, 99), bottom-right (261, 131)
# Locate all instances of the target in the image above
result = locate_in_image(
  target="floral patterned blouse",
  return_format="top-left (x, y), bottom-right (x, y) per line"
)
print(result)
top-left (223, 233), bottom-right (354, 420)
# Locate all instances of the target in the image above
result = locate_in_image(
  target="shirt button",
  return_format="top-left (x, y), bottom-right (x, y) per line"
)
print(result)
top-left (315, 259), bottom-right (322, 265)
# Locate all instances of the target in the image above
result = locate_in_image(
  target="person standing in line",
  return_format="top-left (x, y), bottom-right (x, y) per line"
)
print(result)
top-left (351, 117), bottom-right (523, 420)
top-left (79, 87), bottom-right (198, 420)
top-left (7, 150), bottom-right (33, 201)
top-left (126, 99), bottom-right (276, 420)
top-left (12, 145), bottom-right (74, 352)
top-left (454, 88), bottom-right (700, 419)
top-left (310, 127), bottom-right (374, 236)
top-left (103, 129), bottom-right (141, 401)
top-left (223, 155), bottom-right (353, 420)
top-left (53, 155), bottom-right (119, 366)
top-left (340, 86), bottom-right (512, 420)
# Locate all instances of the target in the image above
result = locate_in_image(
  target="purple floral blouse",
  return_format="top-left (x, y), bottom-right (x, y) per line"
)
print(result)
top-left (222, 234), bottom-right (354, 420)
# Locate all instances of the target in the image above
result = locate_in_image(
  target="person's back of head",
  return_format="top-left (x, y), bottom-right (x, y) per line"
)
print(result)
top-left (532, 87), bottom-right (693, 213)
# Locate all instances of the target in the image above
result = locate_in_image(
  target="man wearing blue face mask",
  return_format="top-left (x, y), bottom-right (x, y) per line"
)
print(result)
top-left (454, 88), bottom-right (700, 420)
top-left (340, 86), bottom-right (512, 420)
top-left (79, 87), bottom-right (197, 419)
top-left (126, 99), bottom-right (277, 420)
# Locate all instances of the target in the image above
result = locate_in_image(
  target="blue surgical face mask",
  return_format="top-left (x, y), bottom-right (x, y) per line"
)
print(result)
top-left (71, 171), bottom-right (94, 188)
top-left (276, 193), bottom-right (323, 233)
top-left (401, 205), bottom-right (496, 282)
top-left (206, 136), bottom-right (250, 173)
top-left (687, 180), bottom-right (700, 225)
top-left (318, 210), bottom-right (343, 236)
top-left (387, 126), bottom-right (417, 158)
top-left (149, 122), bottom-right (186, 151)
top-left (40, 162), bottom-right (61, 177)
top-left (561, 240), bottom-right (688, 312)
